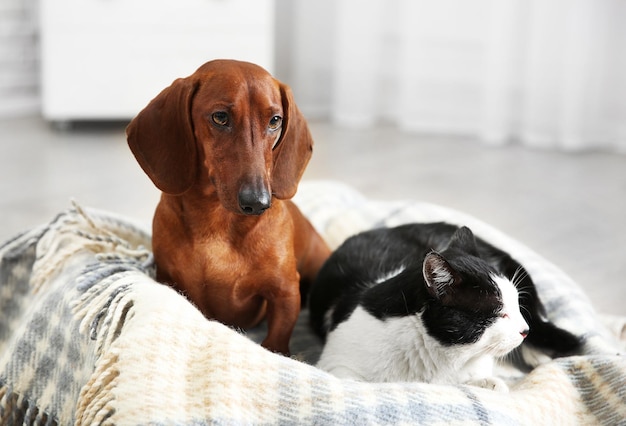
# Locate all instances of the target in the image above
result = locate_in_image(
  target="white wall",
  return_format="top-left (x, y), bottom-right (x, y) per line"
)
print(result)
top-left (0, 0), bottom-right (513, 122)
top-left (0, 0), bottom-right (39, 118)
top-left (274, 0), bottom-right (335, 118)
top-left (281, 0), bottom-right (626, 151)
top-left (1, 0), bottom-right (279, 120)
top-left (1, 0), bottom-right (320, 120)
top-left (3, 0), bottom-right (625, 153)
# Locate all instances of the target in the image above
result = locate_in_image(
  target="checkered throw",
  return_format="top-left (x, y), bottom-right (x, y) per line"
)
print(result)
top-left (1, 181), bottom-right (624, 425)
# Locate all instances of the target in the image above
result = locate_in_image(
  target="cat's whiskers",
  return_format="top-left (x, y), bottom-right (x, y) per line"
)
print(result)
top-left (513, 286), bottom-right (533, 319)
top-left (518, 303), bottom-right (532, 319)
top-left (511, 266), bottom-right (529, 289)
top-left (515, 287), bottom-right (532, 299)
top-left (511, 269), bottom-right (533, 320)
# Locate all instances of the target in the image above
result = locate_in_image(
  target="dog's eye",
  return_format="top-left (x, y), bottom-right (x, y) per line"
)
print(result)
top-left (211, 112), bottom-right (229, 127)
top-left (268, 115), bottom-right (282, 130)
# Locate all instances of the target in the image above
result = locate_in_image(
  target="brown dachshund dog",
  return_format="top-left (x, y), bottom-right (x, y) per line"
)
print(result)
top-left (127, 59), bottom-right (330, 355)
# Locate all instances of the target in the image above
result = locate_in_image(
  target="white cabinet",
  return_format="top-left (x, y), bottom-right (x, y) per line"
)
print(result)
top-left (40, 0), bottom-right (275, 121)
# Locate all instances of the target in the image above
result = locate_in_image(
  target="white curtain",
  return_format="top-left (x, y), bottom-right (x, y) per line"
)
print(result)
top-left (283, 0), bottom-right (626, 152)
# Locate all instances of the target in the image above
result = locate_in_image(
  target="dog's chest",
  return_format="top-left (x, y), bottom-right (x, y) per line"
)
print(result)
top-left (153, 201), bottom-right (298, 327)
top-left (190, 227), bottom-right (293, 286)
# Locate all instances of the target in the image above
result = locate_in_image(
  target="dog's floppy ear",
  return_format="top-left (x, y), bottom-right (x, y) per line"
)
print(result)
top-left (127, 77), bottom-right (199, 195)
top-left (271, 83), bottom-right (314, 199)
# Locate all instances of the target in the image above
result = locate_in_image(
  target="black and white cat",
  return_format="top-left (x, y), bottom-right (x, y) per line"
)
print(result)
top-left (309, 223), bottom-right (580, 390)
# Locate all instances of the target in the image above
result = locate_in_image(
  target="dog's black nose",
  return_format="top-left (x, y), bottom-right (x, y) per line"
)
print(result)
top-left (238, 184), bottom-right (271, 215)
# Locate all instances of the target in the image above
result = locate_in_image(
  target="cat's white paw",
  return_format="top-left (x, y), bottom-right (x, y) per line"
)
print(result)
top-left (467, 377), bottom-right (509, 393)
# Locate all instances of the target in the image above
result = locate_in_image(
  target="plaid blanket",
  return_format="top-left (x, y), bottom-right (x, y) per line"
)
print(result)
top-left (1, 181), bottom-right (624, 425)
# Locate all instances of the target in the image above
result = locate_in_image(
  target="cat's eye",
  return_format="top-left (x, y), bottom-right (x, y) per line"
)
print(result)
top-left (211, 111), bottom-right (229, 127)
top-left (500, 313), bottom-right (510, 319)
top-left (268, 115), bottom-right (282, 130)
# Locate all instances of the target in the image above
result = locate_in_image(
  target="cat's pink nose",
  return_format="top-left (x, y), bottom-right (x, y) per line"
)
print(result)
top-left (520, 329), bottom-right (529, 339)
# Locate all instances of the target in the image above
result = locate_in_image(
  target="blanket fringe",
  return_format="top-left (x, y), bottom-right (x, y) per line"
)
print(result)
top-left (74, 351), bottom-right (119, 425)
top-left (31, 201), bottom-right (151, 293)
top-left (72, 277), bottom-right (141, 425)
top-left (0, 383), bottom-right (57, 425)
top-left (72, 275), bottom-right (137, 358)
top-left (67, 237), bottom-right (146, 423)
top-left (26, 201), bottom-right (151, 424)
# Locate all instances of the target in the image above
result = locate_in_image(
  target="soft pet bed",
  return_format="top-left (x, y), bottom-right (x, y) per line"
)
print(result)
top-left (1, 181), bottom-right (624, 425)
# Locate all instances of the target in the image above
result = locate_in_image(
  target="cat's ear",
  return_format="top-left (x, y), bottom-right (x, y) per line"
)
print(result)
top-left (423, 252), bottom-right (460, 305)
top-left (448, 226), bottom-right (479, 255)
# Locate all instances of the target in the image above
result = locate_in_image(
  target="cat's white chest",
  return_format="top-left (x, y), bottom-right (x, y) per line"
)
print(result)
top-left (316, 306), bottom-right (500, 387)
top-left (316, 307), bottom-right (415, 381)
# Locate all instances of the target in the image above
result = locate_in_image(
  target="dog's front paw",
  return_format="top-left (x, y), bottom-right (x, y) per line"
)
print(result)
top-left (467, 377), bottom-right (509, 393)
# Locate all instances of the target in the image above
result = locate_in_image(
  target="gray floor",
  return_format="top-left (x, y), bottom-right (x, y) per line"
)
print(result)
top-left (1, 116), bottom-right (624, 316)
